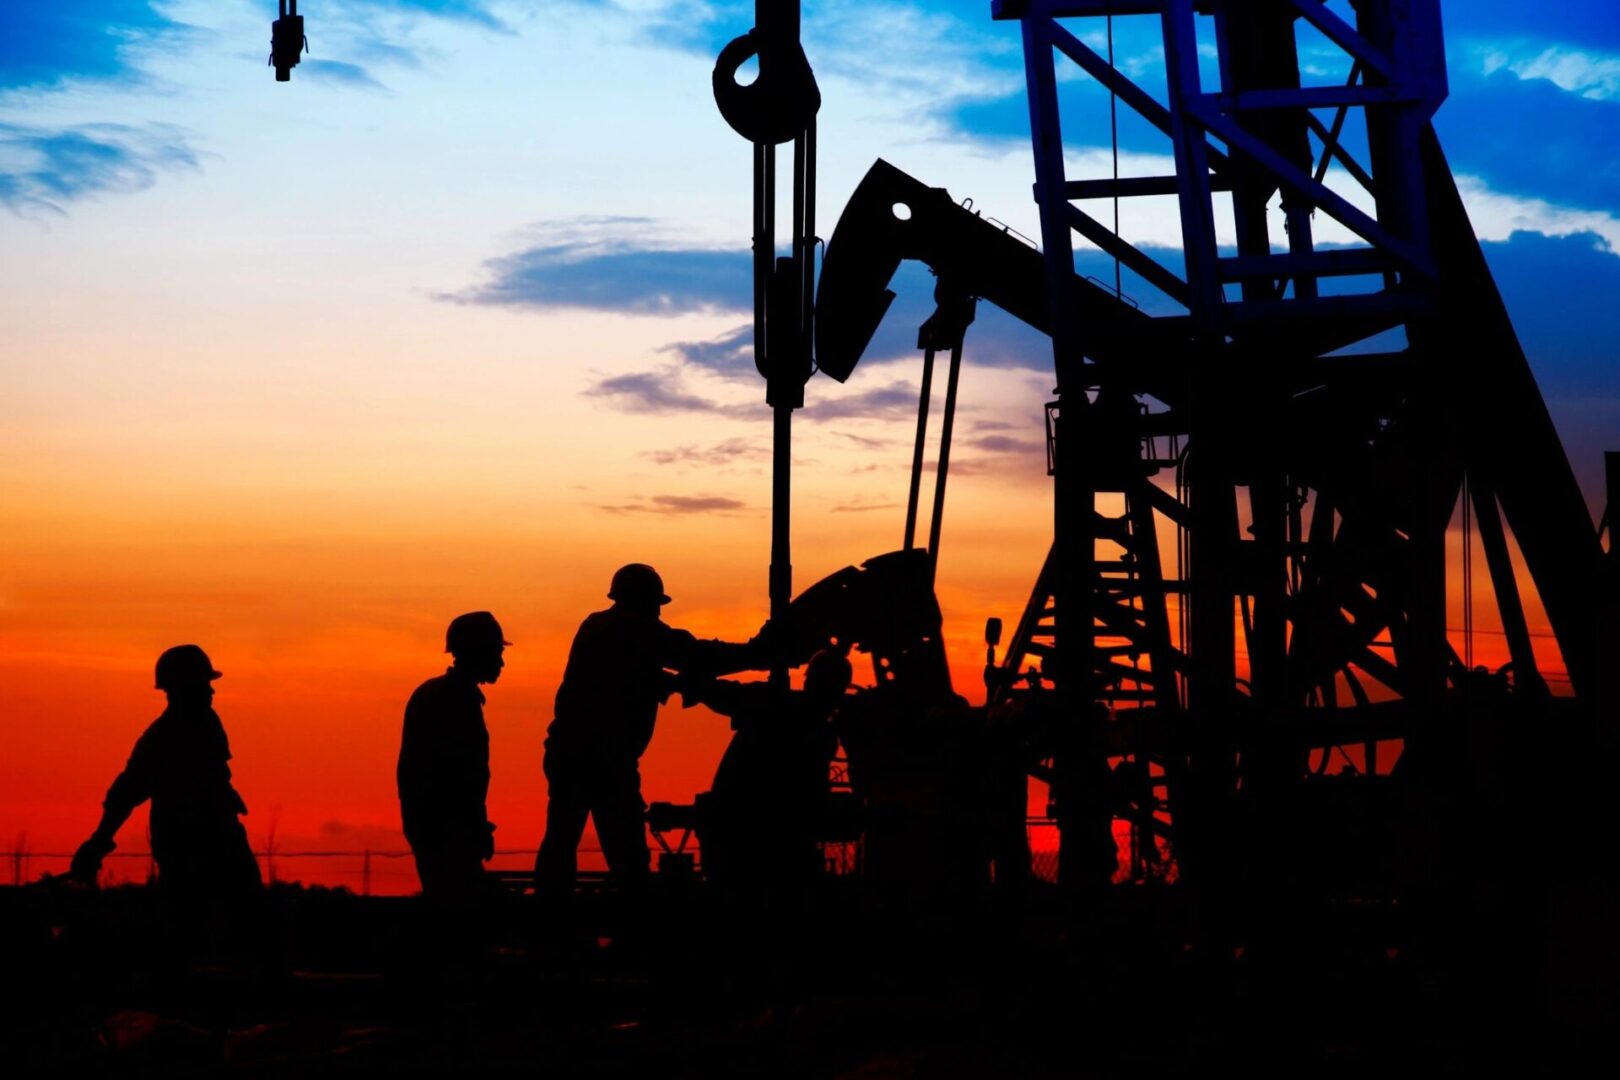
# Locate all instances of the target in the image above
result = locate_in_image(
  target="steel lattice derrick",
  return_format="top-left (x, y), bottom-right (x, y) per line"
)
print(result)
top-left (959, 0), bottom-right (1611, 894)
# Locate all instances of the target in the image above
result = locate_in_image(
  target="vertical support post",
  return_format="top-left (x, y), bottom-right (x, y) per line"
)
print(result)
top-left (1470, 478), bottom-right (1546, 695)
top-left (1033, 16), bottom-right (1107, 890)
top-left (1021, 14), bottom-right (1109, 890)
top-left (1602, 452), bottom-right (1620, 753)
top-left (1162, 0), bottom-right (1222, 321)
top-left (926, 340), bottom-right (964, 583)
top-left (1607, 452), bottom-right (1619, 560)
top-left (904, 349), bottom-right (937, 550)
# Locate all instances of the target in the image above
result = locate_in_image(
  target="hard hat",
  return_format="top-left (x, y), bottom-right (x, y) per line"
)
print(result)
top-left (609, 564), bottom-right (671, 606)
top-left (154, 645), bottom-right (222, 691)
top-left (445, 611), bottom-right (511, 655)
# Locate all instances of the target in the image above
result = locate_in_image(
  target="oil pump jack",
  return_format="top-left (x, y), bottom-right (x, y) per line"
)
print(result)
top-left (725, 0), bottom-right (1617, 910)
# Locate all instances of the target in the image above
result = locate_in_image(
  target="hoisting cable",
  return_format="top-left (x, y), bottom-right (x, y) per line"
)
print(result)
top-left (1108, 9), bottom-right (1122, 299)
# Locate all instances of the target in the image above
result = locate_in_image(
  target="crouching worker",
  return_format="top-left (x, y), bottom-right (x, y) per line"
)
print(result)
top-left (70, 645), bottom-right (263, 899)
top-left (535, 564), bottom-right (773, 895)
top-left (686, 649), bottom-right (853, 891)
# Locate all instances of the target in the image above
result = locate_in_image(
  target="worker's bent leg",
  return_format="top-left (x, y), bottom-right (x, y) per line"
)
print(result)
top-left (593, 764), bottom-right (650, 888)
top-left (536, 754), bottom-right (592, 893)
top-left (413, 846), bottom-right (486, 902)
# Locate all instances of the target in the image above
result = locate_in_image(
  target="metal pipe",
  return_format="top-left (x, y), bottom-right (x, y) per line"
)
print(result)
top-left (904, 348), bottom-right (937, 550)
top-left (926, 340), bottom-right (964, 582)
top-left (1471, 477), bottom-right (1547, 695)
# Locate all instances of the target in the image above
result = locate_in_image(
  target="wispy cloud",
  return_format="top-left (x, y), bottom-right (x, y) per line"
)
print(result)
top-left (831, 431), bottom-right (895, 451)
top-left (644, 437), bottom-right (768, 467)
top-left (831, 500), bottom-right (900, 513)
top-left (446, 217), bottom-right (749, 315)
top-left (971, 434), bottom-right (1042, 455)
top-left (594, 493), bottom-right (749, 515)
top-left (0, 3), bottom-right (183, 91)
top-left (1478, 41), bottom-right (1620, 100)
top-left (0, 121), bottom-right (201, 216)
top-left (356, 0), bottom-right (508, 32)
top-left (800, 381), bottom-right (922, 421)
top-left (660, 323), bottom-right (754, 381)
top-left (584, 363), bottom-right (921, 425)
top-left (301, 59), bottom-right (389, 91)
top-left (584, 368), bottom-right (735, 415)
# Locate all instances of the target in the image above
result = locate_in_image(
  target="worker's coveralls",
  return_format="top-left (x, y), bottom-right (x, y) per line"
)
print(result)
top-left (535, 607), bottom-right (757, 890)
top-left (99, 703), bottom-right (263, 895)
top-left (696, 681), bottom-right (837, 889)
top-left (398, 669), bottom-right (495, 898)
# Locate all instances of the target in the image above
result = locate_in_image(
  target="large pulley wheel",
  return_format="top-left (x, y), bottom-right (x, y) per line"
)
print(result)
top-left (713, 29), bottom-right (821, 146)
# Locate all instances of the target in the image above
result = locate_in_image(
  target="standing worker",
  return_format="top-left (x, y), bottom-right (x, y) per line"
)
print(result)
top-left (535, 564), bottom-right (772, 894)
top-left (398, 611), bottom-right (508, 900)
top-left (70, 645), bottom-right (262, 897)
top-left (686, 648), bottom-right (853, 890)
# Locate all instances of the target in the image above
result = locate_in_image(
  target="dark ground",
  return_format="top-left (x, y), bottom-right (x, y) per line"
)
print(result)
top-left (2, 877), bottom-right (1612, 1077)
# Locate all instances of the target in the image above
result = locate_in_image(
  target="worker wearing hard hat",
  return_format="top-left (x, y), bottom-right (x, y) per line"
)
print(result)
top-left (70, 645), bottom-right (262, 896)
top-left (397, 611), bottom-right (509, 900)
top-left (535, 564), bottom-right (772, 894)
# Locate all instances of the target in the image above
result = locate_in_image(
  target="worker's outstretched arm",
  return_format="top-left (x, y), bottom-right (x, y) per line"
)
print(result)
top-left (669, 617), bottom-right (789, 678)
top-left (70, 736), bottom-right (156, 885)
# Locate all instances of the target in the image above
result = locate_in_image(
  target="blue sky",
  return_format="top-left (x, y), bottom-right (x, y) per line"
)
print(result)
top-left (1, 0), bottom-right (1616, 510)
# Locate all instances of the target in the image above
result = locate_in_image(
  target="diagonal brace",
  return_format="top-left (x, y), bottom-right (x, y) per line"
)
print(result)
top-left (1185, 98), bottom-right (1435, 278)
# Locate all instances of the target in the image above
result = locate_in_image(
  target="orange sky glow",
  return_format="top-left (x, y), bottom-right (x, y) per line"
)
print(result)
top-left (0, 3), bottom-right (1597, 896)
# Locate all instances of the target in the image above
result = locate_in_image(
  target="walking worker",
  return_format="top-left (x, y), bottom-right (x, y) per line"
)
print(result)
top-left (535, 564), bottom-right (772, 893)
top-left (398, 611), bottom-right (508, 899)
top-left (70, 645), bottom-right (263, 896)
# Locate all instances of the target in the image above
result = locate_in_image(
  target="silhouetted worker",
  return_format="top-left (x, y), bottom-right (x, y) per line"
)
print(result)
top-left (688, 649), bottom-right (853, 889)
top-left (535, 564), bottom-right (770, 893)
top-left (70, 645), bottom-right (262, 896)
top-left (398, 611), bottom-right (508, 899)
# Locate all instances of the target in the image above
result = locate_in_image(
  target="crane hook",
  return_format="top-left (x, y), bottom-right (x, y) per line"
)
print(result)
top-left (270, 1), bottom-right (308, 82)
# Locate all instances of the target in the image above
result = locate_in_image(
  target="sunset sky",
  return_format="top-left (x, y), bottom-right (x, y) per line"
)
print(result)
top-left (3, 1), bottom-right (1616, 890)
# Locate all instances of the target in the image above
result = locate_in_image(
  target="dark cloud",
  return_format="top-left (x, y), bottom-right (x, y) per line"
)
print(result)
top-left (831, 501), bottom-right (901, 513)
top-left (595, 494), bottom-right (748, 515)
top-left (449, 239), bottom-right (750, 315)
top-left (0, 2), bottom-right (181, 90)
top-left (1449, 1), bottom-right (1620, 51)
top-left (584, 364), bottom-right (923, 426)
top-left (972, 435), bottom-right (1043, 455)
top-left (801, 380), bottom-right (923, 421)
top-left (1486, 232), bottom-right (1620, 398)
top-left (301, 59), bottom-right (388, 91)
top-left (584, 369), bottom-right (731, 415)
top-left (1482, 230), bottom-right (1620, 508)
top-left (660, 323), bottom-right (754, 380)
top-left (1437, 68), bottom-right (1620, 214)
top-left (0, 122), bottom-right (200, 216)
top-left (845, 256), bottom-right (1180, 375)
